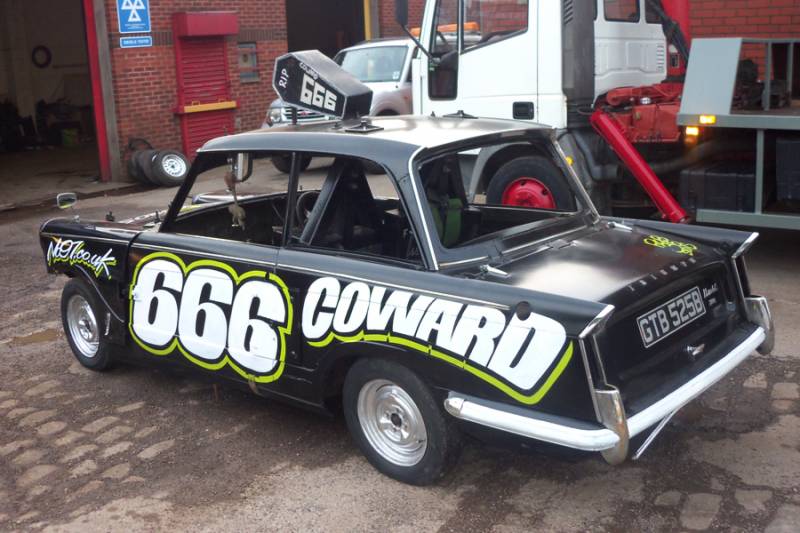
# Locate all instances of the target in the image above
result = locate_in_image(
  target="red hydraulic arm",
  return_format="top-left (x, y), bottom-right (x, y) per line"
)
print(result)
top-left (590, 110), bottom-right (689, 224)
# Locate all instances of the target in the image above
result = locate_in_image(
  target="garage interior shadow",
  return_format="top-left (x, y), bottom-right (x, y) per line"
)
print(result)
top-left (286, 0), bottom-right (365, 58)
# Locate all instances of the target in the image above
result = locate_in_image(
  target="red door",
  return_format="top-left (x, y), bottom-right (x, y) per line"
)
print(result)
top-left (173, 12), bottom-right (238, 158)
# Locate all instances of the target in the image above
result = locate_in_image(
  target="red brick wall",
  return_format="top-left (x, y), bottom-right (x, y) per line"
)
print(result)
top-left (689, 0), bottom-right (800, 38)
top-left (104, 0), bottom-right (287, 172)
top-left (378, 0), bottom-right (424, 37)
top-left (378, 0), bottom-right (800, 41)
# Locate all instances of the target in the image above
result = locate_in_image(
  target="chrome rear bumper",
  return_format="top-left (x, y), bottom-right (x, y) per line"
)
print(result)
top-left (444, 326), bottom-right (765, 461)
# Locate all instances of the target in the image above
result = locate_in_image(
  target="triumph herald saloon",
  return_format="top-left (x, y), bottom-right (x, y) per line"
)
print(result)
top-left (40, 51), bottom-right (774, 485)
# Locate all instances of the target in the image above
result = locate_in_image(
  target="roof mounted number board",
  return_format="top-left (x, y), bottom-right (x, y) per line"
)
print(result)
top-left (273, 50), bottom-right (373, 121)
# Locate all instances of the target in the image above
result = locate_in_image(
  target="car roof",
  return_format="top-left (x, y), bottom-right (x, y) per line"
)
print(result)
top-left (199, 115), bottom-right (551, 156)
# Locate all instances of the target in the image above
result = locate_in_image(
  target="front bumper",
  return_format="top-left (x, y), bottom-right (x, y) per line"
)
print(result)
top-left (444, 325), bottom-right (766, 460)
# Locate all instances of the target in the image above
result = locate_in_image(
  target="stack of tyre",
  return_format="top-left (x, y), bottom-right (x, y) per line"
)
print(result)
top-left (128, 146), bottom-right (190, 187)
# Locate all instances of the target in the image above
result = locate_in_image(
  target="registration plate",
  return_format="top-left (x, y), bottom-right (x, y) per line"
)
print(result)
top-left (638, 286), bottom-right (706, 348)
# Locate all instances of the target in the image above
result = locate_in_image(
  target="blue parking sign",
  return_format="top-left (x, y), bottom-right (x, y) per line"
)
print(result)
top-left (117, 0), bottom-right (151, 34)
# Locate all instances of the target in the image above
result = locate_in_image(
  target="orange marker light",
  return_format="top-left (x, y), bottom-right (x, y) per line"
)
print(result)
top-left (699, 115), bottom-right (716, 125)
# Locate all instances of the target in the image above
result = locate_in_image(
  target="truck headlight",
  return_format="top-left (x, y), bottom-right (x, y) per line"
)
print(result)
top-left (268, 107), bottom-right (283, 125)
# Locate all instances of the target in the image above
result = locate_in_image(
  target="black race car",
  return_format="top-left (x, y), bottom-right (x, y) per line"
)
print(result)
top-left (40, 52), bottom-right (774, 485)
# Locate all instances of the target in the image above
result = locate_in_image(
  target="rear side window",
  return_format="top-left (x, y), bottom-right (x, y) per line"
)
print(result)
top-left (604, 0), bottom-right (640, 22)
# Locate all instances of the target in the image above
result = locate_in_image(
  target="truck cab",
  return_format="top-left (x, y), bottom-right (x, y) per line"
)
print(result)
top-left (413, 0), bottom-right (668, 129)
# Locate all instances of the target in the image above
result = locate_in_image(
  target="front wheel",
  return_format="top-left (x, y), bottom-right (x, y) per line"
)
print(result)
top-left (486, 156), bottom-right (577, 210)
top-left (61, 279), bottom-right (114, 371)
top-left (343, 358), bottom-right (461, 485)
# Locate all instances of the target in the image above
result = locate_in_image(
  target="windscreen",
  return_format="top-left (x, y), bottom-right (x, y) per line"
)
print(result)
top-left (336, 46), bottom-right (408, 83)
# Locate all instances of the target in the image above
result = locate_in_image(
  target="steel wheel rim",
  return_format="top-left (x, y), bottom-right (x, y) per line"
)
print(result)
top-left (162, 155), bottom-right (187, 177)
top-left (501, 177), bottom-right (556, 209)
top-left (357, 379), bottom-right (427, 467)
top-left (66, 295), bottom-right (99, 358)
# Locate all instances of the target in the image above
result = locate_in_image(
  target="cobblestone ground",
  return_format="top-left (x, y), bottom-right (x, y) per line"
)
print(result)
top-left (1, 170), bottom-right (798, 532)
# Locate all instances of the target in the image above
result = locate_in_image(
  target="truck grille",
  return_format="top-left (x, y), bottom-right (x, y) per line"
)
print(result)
top-left (282, 107), bottom-right (326, 122)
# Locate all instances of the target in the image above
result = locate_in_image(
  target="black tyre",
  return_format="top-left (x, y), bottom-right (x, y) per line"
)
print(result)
top-left (126, 156), bottom-right (147, 184)
top-left (271, 154), bottom-right (311, 174)
top-left (60, 279), bottom-right (114, 371)
top-left (486, 156), bottom-right (576, 210)
top-left (133, 149), bottom-right (160, 185)
top-left (150, 150), bottom-right (189, 187)
top-left (343, 358), bottom-right (461, 485)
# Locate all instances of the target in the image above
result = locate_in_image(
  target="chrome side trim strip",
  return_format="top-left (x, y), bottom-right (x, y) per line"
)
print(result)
top-left (502, 226), bottom-right (585, 255)
top-left (438, 256), bottom-right (489, 268)
top-left (579, 304), bottom-right (615, 421)
top-left (443, 396), bottom-right (619, 452)
top-left (579, 304), bottom-right (615, 339)
top-left (626, 327), bottom-right (765, 437)
top-left (578, 339), bottom-right (602, 422)
top-left (408, 146), bottom-right (439, 271)
top-left (732, 232), bottom-right (759, 259)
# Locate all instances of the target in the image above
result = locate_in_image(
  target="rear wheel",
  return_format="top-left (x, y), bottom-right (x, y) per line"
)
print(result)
top-left (343, 358), bottom-right (460, 485)
top-left (60, 279), bottom-right (114, 371)
top-left (487, 156), bottom-right (576, 210)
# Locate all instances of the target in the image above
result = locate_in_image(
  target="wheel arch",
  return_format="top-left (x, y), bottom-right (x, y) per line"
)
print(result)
top-left (318, 342), bottom-right (436, 409)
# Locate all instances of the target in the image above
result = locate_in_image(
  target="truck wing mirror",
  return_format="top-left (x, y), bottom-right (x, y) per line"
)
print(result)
top-left (395, 0), bottom-right (408, 27)
top-left (392, 0), bottom-right (435, 64)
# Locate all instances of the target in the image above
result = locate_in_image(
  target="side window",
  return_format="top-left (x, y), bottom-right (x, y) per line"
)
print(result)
top-left (604, 0), bottom-right (640, 22)
top-left (168, 151), bottom-right (289, 248)
top-left (296, 158), bottom-right (422, 265)
top-left (431, 0), bottom-right (459, 56)
top-left (463, 0), bottom-right (529, 52)
top-left (428, 0), bottom-right (460, 100)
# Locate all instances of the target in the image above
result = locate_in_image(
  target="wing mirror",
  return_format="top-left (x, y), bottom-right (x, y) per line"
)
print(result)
top-left (395, 0), bottom-right (408, 27)
top-left (56, 192), bottom-right (77, 210)
top-left (393, 0), bottom-right (434, 63)
top-left (230, 153), bottom-right (253, 183)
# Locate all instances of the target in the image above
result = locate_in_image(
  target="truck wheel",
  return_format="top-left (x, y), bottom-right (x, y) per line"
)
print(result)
top-left (150, 150), bottom-right (189, 187)
top-left (343, 358), bottom-right (461, 485)
top-left (61, 279), bottom-right (114, 371)
top-left (271, 155), bottom-right (311, 174)
top-left (487, 156), bottom-right (576, 210)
